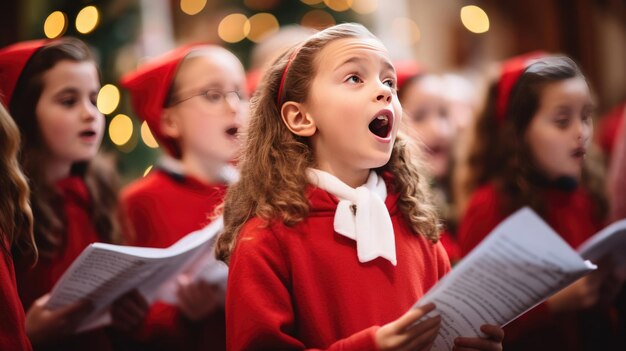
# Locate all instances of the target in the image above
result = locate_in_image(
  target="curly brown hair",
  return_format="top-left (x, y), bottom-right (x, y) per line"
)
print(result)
top-left (0, 103), bottom-right (35, 261)
top-left (9, 37), bottom-right (120, 260)
top-left (458, 56), bottom-right (607, 220)
top-left (216, 23), bottom-right (440, 263)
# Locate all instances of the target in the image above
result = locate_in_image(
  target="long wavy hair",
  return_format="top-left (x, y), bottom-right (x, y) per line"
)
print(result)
top-left (459, 56), bottom-right (607, 219)
top-left (216, 23), bottom-right (440, 263)
top-left (9, 37), bottom-right (120, 260)
top-left (0, 103), bottom-right (35, 261)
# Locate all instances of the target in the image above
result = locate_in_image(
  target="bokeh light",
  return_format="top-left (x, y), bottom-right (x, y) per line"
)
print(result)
top-left (301, 0), bottom-right (324, 5)
top-left (460, 5), bottom-right (490, 34)
top-left (108, 114), bottom-right (134, 146)
top-left (75, 6), bottom-right (99, 34)
top-left (180, 0), bottom-right (207, 15)
top-left (97, 84), bottom-right (120, 115)
top-left (143, 165), bottom-right (153, 177)
top-left (351, 0), bottom-right (378, 14)
top-left (392, 17), bottom-right (421, 45)
top-left (218, 13), bottom-right (250, 43)
top-left (141, 121), bottom-right (159, 149)
top-left (301, 10), bottom-right (336, 30)
top-left (324, 0), bottom-right (353, 12)
top-left (247, 13), bottom-right (280, 43)
top-left (44, 11), bottom-right (67, 39)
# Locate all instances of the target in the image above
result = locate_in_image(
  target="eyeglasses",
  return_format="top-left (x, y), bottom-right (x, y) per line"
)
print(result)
top-left (169, 89), bottom-right (246, 107)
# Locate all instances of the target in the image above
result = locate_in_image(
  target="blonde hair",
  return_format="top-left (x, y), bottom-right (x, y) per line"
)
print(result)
top-left (216, 23), bottom-right (439, 263)
top-left (0, 103), bottom-right (36, 261)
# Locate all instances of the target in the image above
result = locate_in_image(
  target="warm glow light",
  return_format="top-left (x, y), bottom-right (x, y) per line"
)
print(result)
top-left (97, 84), bottom-right (120, 115)
top-left (75, 6), bottom-right (99, 34)
top-left (44, 11), bottom-right (67, 39)
top-left (141, 121), bottom-right (159, 148)
top-left (324, 0), bottom-right (353, 12)
top-left (301, 10), bottom-right (336, 30)
top-left (143, 165), bottom-right (153, 177)
top-left (180, 0), bottom-right (207, 15)
top-left (460, 5), bottom-right (490, 34)
top-left (391, 17), bottom-right (421, 44)
top-left (301, 0), bottom-right (323, 5)
top-left (108, 114), bottom-right (134, 146)
top-left (246, 13), bottom-right (279, 43)
top-left (218, 13), bottom-right (250, 43)
top-left (351, 0), bottom-right (378, 14)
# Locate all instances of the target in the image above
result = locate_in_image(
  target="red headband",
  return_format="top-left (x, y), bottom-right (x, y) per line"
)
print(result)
top-left (0, 40), bottom-right (48, 107)
top-left (495, 51), bottom-right (547, 125)
top-left (276, 44), bottom-right (304, 106)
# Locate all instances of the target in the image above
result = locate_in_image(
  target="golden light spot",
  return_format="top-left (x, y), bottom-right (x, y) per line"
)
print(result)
top-left (180, 0), bottom-right (207, 15)
top-left (218, 13), bottom-right (250, 43)
top-left (460, 5), bottom-right (490, 34)
top-left (75, 6), bottom-right (99, 34)
top-left (108, 114), bottom-right (134, 146)
top-left (301, 10), bottom-right (336, 30)
top-left (246, 13), bottom-right (280, 43)
top-left (97, 84), bottom-right (120, 115)
top-left (141, 121), bottom-right (159, 148)
top-left (351, 0), bottom-right (378, 14)
top-left (44, 11), bottom-right (67, 39)
top-left (301, 0), bottom-right (323, 5)
top-left (324, 0), bottom-right (353, 12)
top-left (391, 17), bottom-right (421, 44)
top-left (143, 165), bottom-right (153, 177)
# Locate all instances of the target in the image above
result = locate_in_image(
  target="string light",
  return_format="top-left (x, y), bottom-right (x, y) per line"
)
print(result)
top-left (180, 0), bottom-right (207, 15)
top-left (108, 114), bottom-right (134, 146)
top-left (97, 84), bottom-right (120, 115)
top-left (246, 13), bottom-right (280, 43)
top-left (460, 5), bottom-right (490, 34)
top-left (218, 13), bottom-right (250, 43)
top-left (141, 121), bottom-right (159, 148)
top-left (44, 11), bottom-right (67, 39)
top-left (75, 6), bottom-right (99, 34)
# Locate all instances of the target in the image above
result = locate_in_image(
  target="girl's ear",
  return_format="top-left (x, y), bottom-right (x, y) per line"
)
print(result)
top-left (281, 101), bottom-right (316, 137)
top-left (160, 109), bottom-right (181, 138)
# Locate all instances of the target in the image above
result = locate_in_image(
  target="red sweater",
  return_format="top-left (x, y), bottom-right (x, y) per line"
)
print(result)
top-left (458, 183), bottom-right (618, 351)
top-left (1, 240), bottom-right (31, 351)
top-left (15, 177), bottom-right (112, 350)
top-left (120, 168), bottom-right (226, 350)
top-left (226, 184), bottom-right (451, 351)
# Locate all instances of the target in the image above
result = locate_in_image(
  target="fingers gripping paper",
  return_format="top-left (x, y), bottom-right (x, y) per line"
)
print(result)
top-left (413, 208), bottom-right (596, 351)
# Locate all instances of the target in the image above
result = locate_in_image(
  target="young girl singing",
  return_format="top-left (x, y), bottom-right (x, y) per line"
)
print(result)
top-left (0, 38), bottom-right (147, 350)
top-left (216, 23), bottom-right (504, 351)
top-left (458, 55), bottom-right (623, 350)
top-left (0, 102), bottom-right (34, 350)
top-left (120, 44), bottom-right (248, 350)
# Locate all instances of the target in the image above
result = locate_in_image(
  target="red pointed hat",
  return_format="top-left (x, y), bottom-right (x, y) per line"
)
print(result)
top-left (120, 43), bottom-right (210, 158)
top-left (394, 60), bottom-right (424, 92)
top-left (0, 39), bottom-right (48, 106)
top-left (495, 51), bottom-right (548, 125)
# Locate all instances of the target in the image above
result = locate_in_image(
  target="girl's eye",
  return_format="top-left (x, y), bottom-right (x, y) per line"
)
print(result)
top-left (346, 75), bottom-right (362, 84)
top-left (554, 117), bottom-right (570, 129)
top-left (205, 91), bottom-right (223, 103)
top-left (383, 79), bottom-right (395, 88)
top-left (59, 97), bottom-right (77, 107)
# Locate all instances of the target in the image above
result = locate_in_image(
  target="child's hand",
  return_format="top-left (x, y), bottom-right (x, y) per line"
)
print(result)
top-left (110, 289), bottom-right (149, 332)
top-left (25, 294), bottom-right (93, 346)
top-left (177, 274), bottom-right (222, 321)
top-left (548, 256), bottom-right (621, 313)
top-left (453, 324), bottom-right (504, 351)
top-left (375, 303), bottom-right (441, 351)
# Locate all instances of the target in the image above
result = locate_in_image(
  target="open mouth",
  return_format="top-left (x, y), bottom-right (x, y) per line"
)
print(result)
top-left (368, 110), bottom-right (393, 139)
top-left (571, 147), bottom-right (586, 158)
top-left (79, 130), bottom-right (96, 137)
top-left (225, 126), bottom-right (239, 137)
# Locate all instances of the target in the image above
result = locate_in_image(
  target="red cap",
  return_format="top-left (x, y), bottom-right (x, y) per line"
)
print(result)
top-left (495, 51), bottom-right (547, 125)
top-left (394, 60), bottom-right (423, 92)
top-left (120, 43), bottom-right (210, 158)
top-left (0, 40), bottom-right (48, 106)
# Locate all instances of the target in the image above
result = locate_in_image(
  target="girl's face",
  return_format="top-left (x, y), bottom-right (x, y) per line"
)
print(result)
top-left (525, 77), bottom-right (593, 180)
top-left (36, 60), bottom-right (104, 165)
top-left (401, 76), bottom-right (453, 179)
top-left (164, 49), bottom-right (248, 164)
top-left (303, 37), bottom-right (402, 185)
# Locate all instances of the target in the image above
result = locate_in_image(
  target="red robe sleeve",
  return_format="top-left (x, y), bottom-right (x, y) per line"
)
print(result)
top-left (226, 219), bottom-right (381, 351)
top-left (0, 249), bottom-right (31, 351)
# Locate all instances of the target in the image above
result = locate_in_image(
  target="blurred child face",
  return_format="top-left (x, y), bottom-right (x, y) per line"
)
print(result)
top-left (401, 76), bottom-right (453, 179)
top-left (304, 37), bottom-right (402, 185)
top-left (525, 77), bottom-right (593, 180)
top-left (35, 60), bottom-right (103, 166)
top-left (165, 49), bottom-right (248, 164)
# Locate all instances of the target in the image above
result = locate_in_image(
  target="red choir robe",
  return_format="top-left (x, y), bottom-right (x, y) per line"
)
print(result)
top-left (1, 239), bottom-right (31, 351)
top-left (119, 168), bottom-right (227, 350)
top-left (226, 180), bottom-right (451, 350)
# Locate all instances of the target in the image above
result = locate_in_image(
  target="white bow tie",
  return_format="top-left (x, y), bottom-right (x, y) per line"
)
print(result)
top-left (307, 169), bottom-right (397, 265)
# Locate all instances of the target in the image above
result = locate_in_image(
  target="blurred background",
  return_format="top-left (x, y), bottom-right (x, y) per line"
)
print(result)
top-left (1, 0), bottom-right (625, 183)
